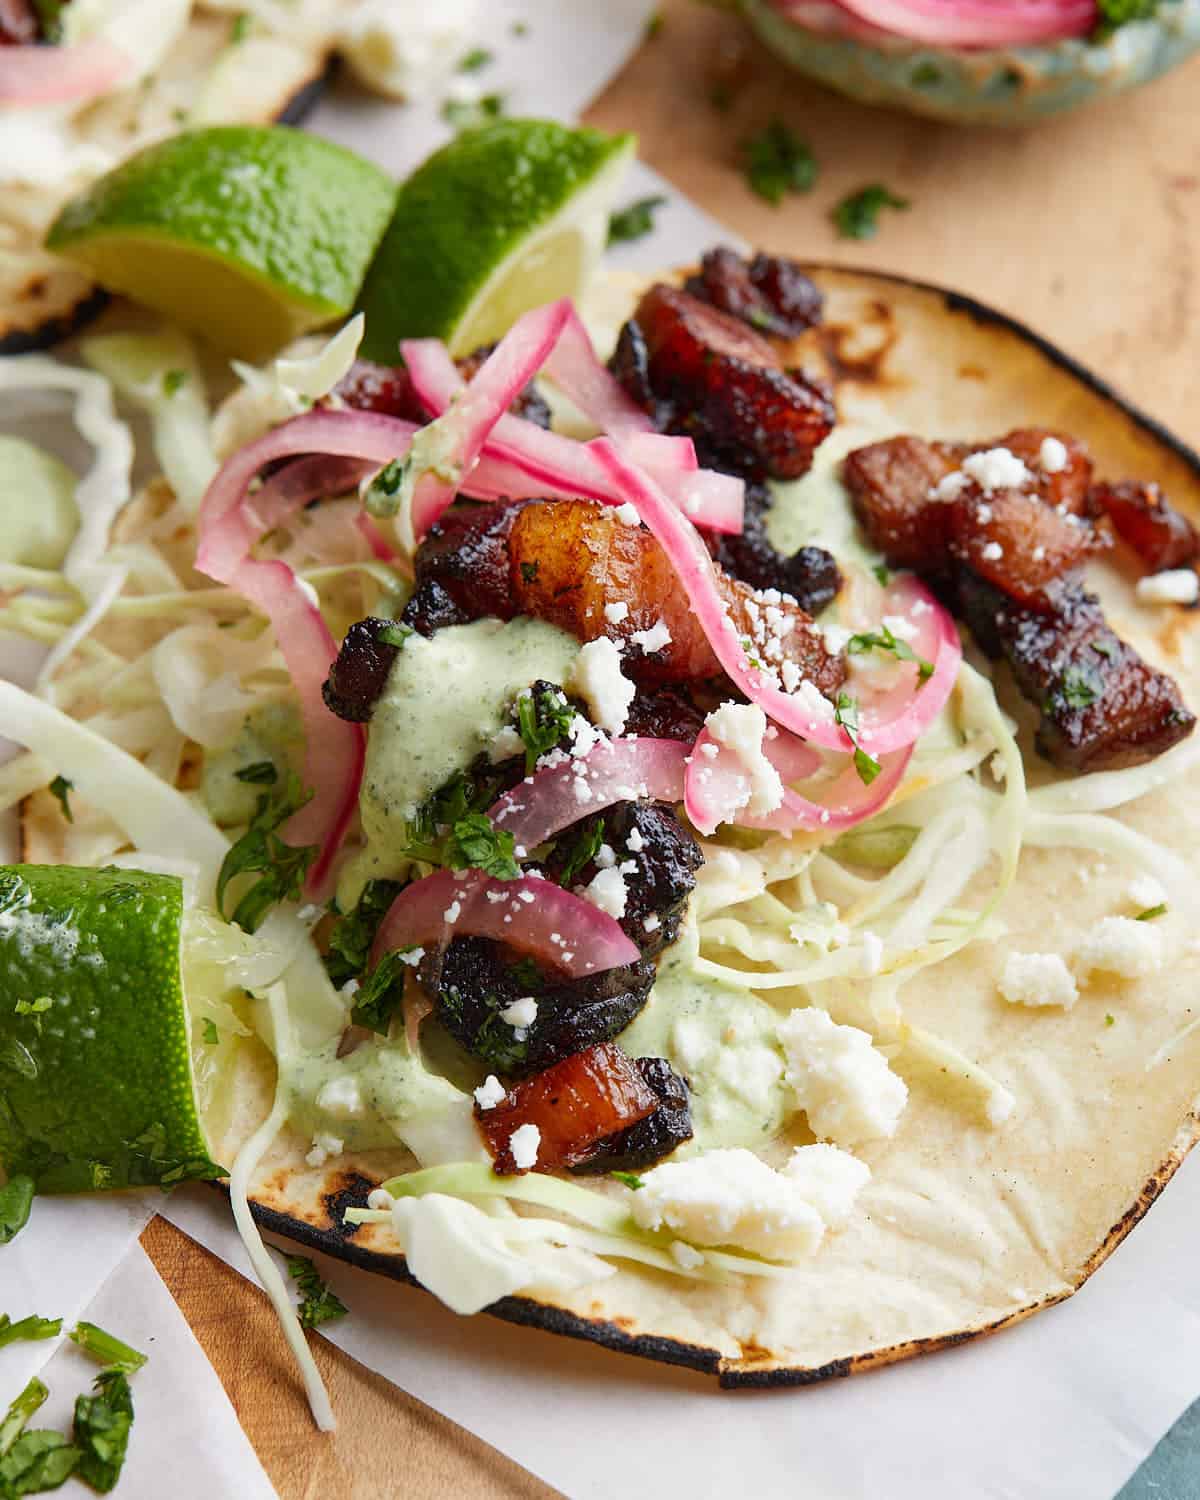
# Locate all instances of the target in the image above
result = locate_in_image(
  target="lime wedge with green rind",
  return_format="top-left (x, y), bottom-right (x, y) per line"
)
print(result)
top-left (356, 119), bottom-right (636, 362)
top-left (0, 865), bottom-right (220, 1194)
top-left (45, 127), bottom-right (398, 361)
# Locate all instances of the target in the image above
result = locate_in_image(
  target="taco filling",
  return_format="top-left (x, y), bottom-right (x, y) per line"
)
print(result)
top-left (3, 237), bottom-right (1199, 1406)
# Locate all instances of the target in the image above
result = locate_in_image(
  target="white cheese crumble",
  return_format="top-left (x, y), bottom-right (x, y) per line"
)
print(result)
top-left (1135, 569), bottom-right (1199, 606)
top-left (499, 997), bottom-right (538, 1030)
top-left (980, 541), bottom-right (1004, 562)
top-left (669, 1240), bottom-right (705, 1270)
top-left (1076, 916), bottom-right (1163, 980)
top-left (626, 826), bottom-right (645, 853)
top-left (305, 1133), bottom-right (344, 1169)
top-left (781, 1143), bottom-right (872, 1228)
top-left (1039, 436), bottom-right (1069, 473)
top-left (614, 502), bottom-right (641, 526)
top-left (397, 947), bottom-right (424, 967)
top-left (568, 636), bottom-right (636, 734)
top-left (630, 1145), bottom-right (870, 1259)
top-left (583, 866), bottom-right (628, 919)
top-left (604, 601), bottom-right (629, 625)
top-left (998, 951), bottom-right (1079, 1010)
top-left (1128, 874), bottom-right (1167, 910)
top-left (961, 447), bottom-right (1031, 492)
top-left (777, 1008), bottom-right (908, 1147)
top-left (443, 901), bottom-right (462, 924)
top-left (473, 1075), bottom-right (507, 1110)
top-left (931, 470), bottom-right (969, 502)
top-left (704, 702), bottom-right (784, 819)
top-left (488, 725), bottom-right (524, 763)
top-left (630, 619), bottom-right (672, 654)
top-left (509, 1123), bottom-right (541, 1171)
top-left (315, 1077), bottom-right (365, 1118)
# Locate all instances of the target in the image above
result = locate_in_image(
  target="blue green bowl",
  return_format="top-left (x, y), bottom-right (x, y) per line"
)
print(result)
top-left (741, 0), bottom-right (1200, 123)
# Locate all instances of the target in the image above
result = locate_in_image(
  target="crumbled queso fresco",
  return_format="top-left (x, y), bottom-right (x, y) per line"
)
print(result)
top-left (703, 702), bottom-right (784, 818)
top-left (776, 1008), bottom-right (908, 1148)
top-left (999, 951), bottom-right (1079, 1010)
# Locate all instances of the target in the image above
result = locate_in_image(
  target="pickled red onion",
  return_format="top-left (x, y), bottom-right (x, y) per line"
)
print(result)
top-left (774, 0), bottom-right (1095, 46)
top-left (489, 737), bottom-right (690, 851)
top-left (0, 41), bottom-right (131, 106)
top-left (542, 307), bottom-right (654, 439)
top-left (370, 869), bottom-right (640, 978)
top-left (685, 725), bottom-right (912, 837)
top-left (590, 440), bottom-right (959, 756)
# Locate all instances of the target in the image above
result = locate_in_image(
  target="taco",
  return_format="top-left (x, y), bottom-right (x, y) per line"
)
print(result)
top-left (0, 0), bottom-right (344, 354)
top-left (3, 242), bottom-right (1200, 1403)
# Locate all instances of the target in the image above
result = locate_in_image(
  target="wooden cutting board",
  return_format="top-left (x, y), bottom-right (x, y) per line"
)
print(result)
top-left (144, 2), bottom-right (1200, 1492)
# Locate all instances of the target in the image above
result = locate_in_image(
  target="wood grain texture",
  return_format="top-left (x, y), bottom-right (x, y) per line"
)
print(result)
top-left (144, 4), bottom-right (1200, 1490)
top-left (142, 1218), bottom-right (558, 1500)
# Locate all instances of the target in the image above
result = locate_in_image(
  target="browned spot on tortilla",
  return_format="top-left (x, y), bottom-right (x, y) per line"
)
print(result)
top-left (958, 363), bottom-right (987, 381)
top-left (1155, 599), bottom-right (1200, 661)
top-left (816, 299), bottom-right (901, 388)
top-left (734, 1340), bottom-right (776, 1365)
top-left (322, 1170), bottom-right (380, 1239)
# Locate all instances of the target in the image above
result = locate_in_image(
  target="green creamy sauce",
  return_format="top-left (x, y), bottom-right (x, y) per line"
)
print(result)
top-left (348, 617), bottom-right (579, 898)
top-left (618, 930), bottom-right (788, 1152)
top-left (201, 701), bottom-right (305, 827)
top-left (767, 421), bottom-right (892, 576)
top-left (0, 436), bottom-right (79, 570)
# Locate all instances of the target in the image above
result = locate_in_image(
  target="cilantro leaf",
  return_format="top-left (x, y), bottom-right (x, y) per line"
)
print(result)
top-left (287, 1256), bottom-right (348, 1329)
top-left (610, 1171), bottom-right (644, 1190)
top-left (441, 91), bottom-right (506, 132)
top-left (73, 1368), bottom-right (134, 1493)
top-left (457, 46), bottom-right (493, 70)
top-left (324, 878), bottom-right (404, 989)
top-left (1054, 664), bottom-right (1101, 711)
top-left (399, 764), bottom-right (510, 868)
top-left (607, 195), bottom-right (667, 246)
top-left (362, 457), bottom-right (409, 518)
top-left (1093, 0), bottom-right (1157, 35)
top-left (0, 1430), bottom-right (80, 1494)
top-left (516, 685), bottom-right (576, 773)
top-left (644, 10), bottom-right (663, 38)
top-left (0, 1177), bottom-right (35, 1246)
top-left (201, 1018), bottom-right (220, 1046)
top-left (30, 0), bottom-right (67, 43)
top-left (1136, 903), bottom-right (1168, 922)
top-left (833, 184), bottom-right (910, 241)
top-left (834, 692), bottom-right (881, 786)
top-left (162, 368), bottom-right (188, 397)
top-left (68, 1323), bottom-right (147, 1374)
top-left (47, 776), bottom-right (73, 824)
top-left (741, 122), bottom-right (817, 205)
top-left (846, 623), bottom-right (934, 681)
top-left (0, 1316), bottom-right (61, 1350)
top-left (0, 1379), bottom-right (47, 1461)
top-left (557, 818), bottom-right (605, 886)
top-left (351, 951), bottom-right (410, 1036)
top-left (444, 813), bottom-right (521, 880)
top-left (872, 563), bottom-right (891, 586)
top-left (377, 621), bottom-right (413, 648)
top-left (230, 12), bottom-right (252, 42)
top-left (216, 772), bottom-right (318, 933)
top-left (233, 761), bottom-right (277, 786)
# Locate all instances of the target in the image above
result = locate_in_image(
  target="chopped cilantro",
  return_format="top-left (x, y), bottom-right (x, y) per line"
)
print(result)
top-left (607, 195), bottom-right (667, 247)
top-left (872, 563), bottom-right (891, 586)
top-left (324, 878), bottom-right (404, 988)
top-left (444, 813), bottom-right (521, 880)
top-left (233, 761), bottom-right (277, 786)
top-left (516, 685), bottom-right (576, 773)
top-left (400, 765), bottom-right (510, 867)
top-left (511, 19), bottom-right (528, 35)
top-left (507, 956), bottom-right (543, 992)
top-left (48, 776), bottom-right (73, 824)
top-left (1091, 638), bottom-right (1119, 661)
top-left (741, 121), bottom-right (817, 205)
top-left (1093, 0), bottom-right (1158, 36)
top-left (0, 1315), bottom-right (61, 1350)
top-left (833, 184), bottom-right (910, 241)
top-left (287, 1257), bottom-right (348, 1329)
top-left (230, 12), bottom-right (252, 42)
top-left (0, 1377), bottom-right (48, 1459)
top-left (201, 1018), bottom-right (220, 1046)
top-left (458, 46), bottom-right (493, 71)
top-left (520, 560), bottom-right (539, 585)
top-left (610, 1171), bottom-right (644, 1190)
top-left (1136, 903), bottom-right (1168, 922)
top-left (558, 818), bottom-right (605, 886)
top-left (834, 692), bottom-right (881, 786)
top-left (1056, 664), bottom-right (1101, 711)
top-left (1105, 1012), bottom-right (1116, 1026)
top-left (350, 951), bottom-right (409, 1036)
top-left (846, 623), bottom-right (934, 681)
top-left (442, 92), bottom-right (507, 132)
top-left (1, 1428), bottom-right (80, 1492)
top-left (73, 1368), bottom-right (134, 1492)
top-left (162, 368), bottom-right (188, 397)
top-left (0, 1170), bottom-right (37, 1242)
top-left (644, 10), bottom-right (663, 38)
top-left (68, 1323), bottom-right (147, 1374)
top-left (378, 621), bottom-right (413, 648)
top-left (363, 457), bottom-right (409, 518)
top-left (216, 772), bottom-right (318, 933)
top-left (30, 1), bottom-right (67, 43)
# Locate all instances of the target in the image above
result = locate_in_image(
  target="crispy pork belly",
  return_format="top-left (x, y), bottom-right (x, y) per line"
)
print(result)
top-left (1090, 480), bottom-right (1200, 574)
top-left (683, 247), bottom-right (824, 339)
top-left (705, 481), bottom-right (842, 615)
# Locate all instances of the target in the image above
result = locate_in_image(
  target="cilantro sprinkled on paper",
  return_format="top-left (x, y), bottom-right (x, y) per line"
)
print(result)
top-left (0, 1177), bottom-right (35, 1246)
top-left (69, 1322), bottom-right (147, 1374)
top-left (458, 46), bottom-right (493, 71)
top-left (0, 1315), bottom-right (61, 1350)
top-left (607, 195), bottom-right (667, 246)
top-left (833, 184), bottom-right (910, 241)
top-left (73, 1368), bottom-right (135, 1491)
top-left (742, 121), bottom-right (817, 205)
top-left (48, 776), bottom-right (73, 823)
top-left (287, 1257), bottom-right (348, 1329)
top-left (835, 693), bottom-right (881, 785)
top-left (216, 772), bottom-right (317, 933)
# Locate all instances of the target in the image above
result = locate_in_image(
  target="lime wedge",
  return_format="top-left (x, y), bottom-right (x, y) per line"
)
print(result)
top-left (357, 119), bottom-right (635, 362)
top-left (45, 127), bottom-right (397, 360)
top-left (0, 865), bottom-right (220, 1193)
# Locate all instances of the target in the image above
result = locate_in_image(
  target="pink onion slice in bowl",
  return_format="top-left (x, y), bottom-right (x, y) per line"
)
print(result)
top-left (489, 737), bottom-right (690, 851)
top-left (370, 869), bottom-right (641, 978)
top-left (822, 0), bottom-right (1094, 47)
